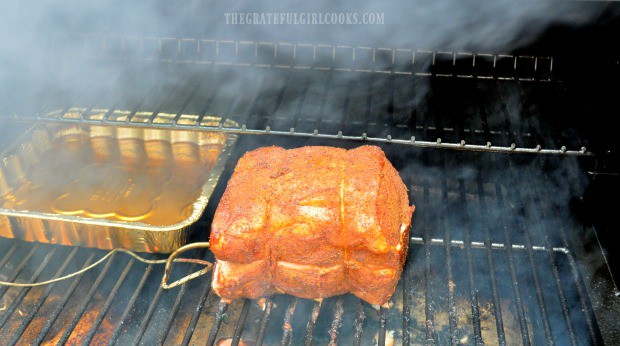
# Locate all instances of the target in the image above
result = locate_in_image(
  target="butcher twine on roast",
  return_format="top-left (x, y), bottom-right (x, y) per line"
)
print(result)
top-left (210, 145), bottom-right (415, 305)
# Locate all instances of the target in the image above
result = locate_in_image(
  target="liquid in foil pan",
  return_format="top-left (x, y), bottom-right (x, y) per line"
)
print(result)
top-left (0, 117), bottom-right (238, 253)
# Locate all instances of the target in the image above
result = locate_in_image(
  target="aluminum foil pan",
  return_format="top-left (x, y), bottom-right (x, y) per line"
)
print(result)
top-left (0, 117), bottom-right (237, 253)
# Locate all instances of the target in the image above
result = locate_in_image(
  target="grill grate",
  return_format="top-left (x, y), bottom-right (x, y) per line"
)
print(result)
top-left (0, 141), bottom-right (609, 344)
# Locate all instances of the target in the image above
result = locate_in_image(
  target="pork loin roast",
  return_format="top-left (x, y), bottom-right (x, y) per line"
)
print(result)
top-left (210, 145), bottom-right (415, 305)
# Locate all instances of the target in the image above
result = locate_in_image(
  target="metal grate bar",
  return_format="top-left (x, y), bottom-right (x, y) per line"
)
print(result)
top-left (378, 307), bottom-right (388, 346)
top-left (127, 79), bottom-right (180, 125)
top-left (84, 259), bottom-right (135, 345)
top-left (172, 80), bottom-right (204, 125)
top-left (495, 80), bottom-right (519, 147)
top-left (561, 237), bottom-right (600, 345)
top-left (288, 79), bottom-right (311, 132)
top-left (523, 163), bottom-right (578, 345)
top-left (353, 299), bottom-right (366, 346)
top-left (560, 221), bottom-right (602, 344)
top-left (474, 78), bottom-right (492, 150)
top-left (346, 76), bottom-right (366, 135)
top-left (0, 245), bottom-right (39, 300)
top-left (132, 285), bottom-right (164, 345)
top-left (432, 90), bottom-right (445, 147)
top-left (464, 81), bottom-right (479, 145)
top-left (206, 301), bottom-right (228, 346)
top-left (101, 107), bottom-right (119, 123)
top-left (132, 68), bottom-right (194, 124)
top-left (505, 166), bottom-right (555, 345)
top-left (304, 299), bottom-right (322, 346)
top-left (240, 73), bottom-right (271, 130)
top-left (159, 263), bottom-right (201, 344)
top-left (338, 79), bottom-right (354, 136)
top-left (151, 67), bottom-right (205, 122)
top-left (315, 70), bottom-right (344, 135)
top-left (57, 253), bottom-right (118, 344)
top-left (194, 68), bottom-right (230, 126)
top-left (439, 165), bottom-right (459, 345)
top-left (455, 81), bottom-right (469, 145)
top-left (9, 249), bottom-right (89, 343)
top-left (140, 78), bottom-right (189, 125)
top-left (516, 81), bottom-right (544, 148)
top-left (255, 298), bottom-right (273, 346)
top-left (476, 178), bottom-right (507, 346)
top-left (458, 179), bottom-right (484, 346)
top-left (245, 69), bottom-right (282, 130)
top-left (401, 265), bottom-right (411, 346)
top-left (108, 265), bottom-right (154, 345)
top-left (231, 299), bottom-right (251, 346)
top-left (0, 243), bottom-right (19, 276)
top-left (360, 74), bottom-right (376, 138)
top-left (281, 297), bottom-right (299, 346)
top-left (181, 276), bottom-right (212, 346)
top-left (543, 216), bottom-right (577, 345)
top-left (313, 70), bottom-right (335, 133)
top-left (0, 247), bottom-right (59, 331)
top-left (264, 70), bottom-right (293, 129)
top-left (422, 174), bottom-right (435, 345)
top-left (328, 296), bottom-right (344, 346)
top-left (370, 75), bottom-right (396, 138)
top-left (419, 78), bottom-right (433, 142)
top-left (142, 94), bottom-right (176, 124)
top-left (408, 89), bottom-right (418, 142)
top-left (494, 181), bottom-right (531, 345)
top-left (34, 253), bottom-right (97, 344)
top-left (559, 160), bottom-right (603, 344)
top-left (387, 76), bottom-right (397, 138)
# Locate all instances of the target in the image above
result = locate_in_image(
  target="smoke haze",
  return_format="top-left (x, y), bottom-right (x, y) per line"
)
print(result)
top-left (0, 0), bottom-right (608, 112)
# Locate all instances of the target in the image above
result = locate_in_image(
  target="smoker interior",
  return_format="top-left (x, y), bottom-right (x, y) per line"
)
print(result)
top-left (2, 6), bottom-right (620, 344)
top-left (0, 136), bottom-right (609, 345)
top-left (1, 57), bottom-right (618, 344)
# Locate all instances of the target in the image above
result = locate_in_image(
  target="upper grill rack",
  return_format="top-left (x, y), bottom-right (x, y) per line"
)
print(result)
top-left (4, 39), bottom-right (593, 157)
top-left (70, 35), bottom-right (557, 81)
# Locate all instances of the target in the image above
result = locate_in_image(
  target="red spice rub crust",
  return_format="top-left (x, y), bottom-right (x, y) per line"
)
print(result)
top-left (210, 145), bottom-right (414, 305)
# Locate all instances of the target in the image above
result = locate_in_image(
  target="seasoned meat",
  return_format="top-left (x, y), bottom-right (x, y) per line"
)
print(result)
top-left (210, 145), bottom-right (414, 305)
